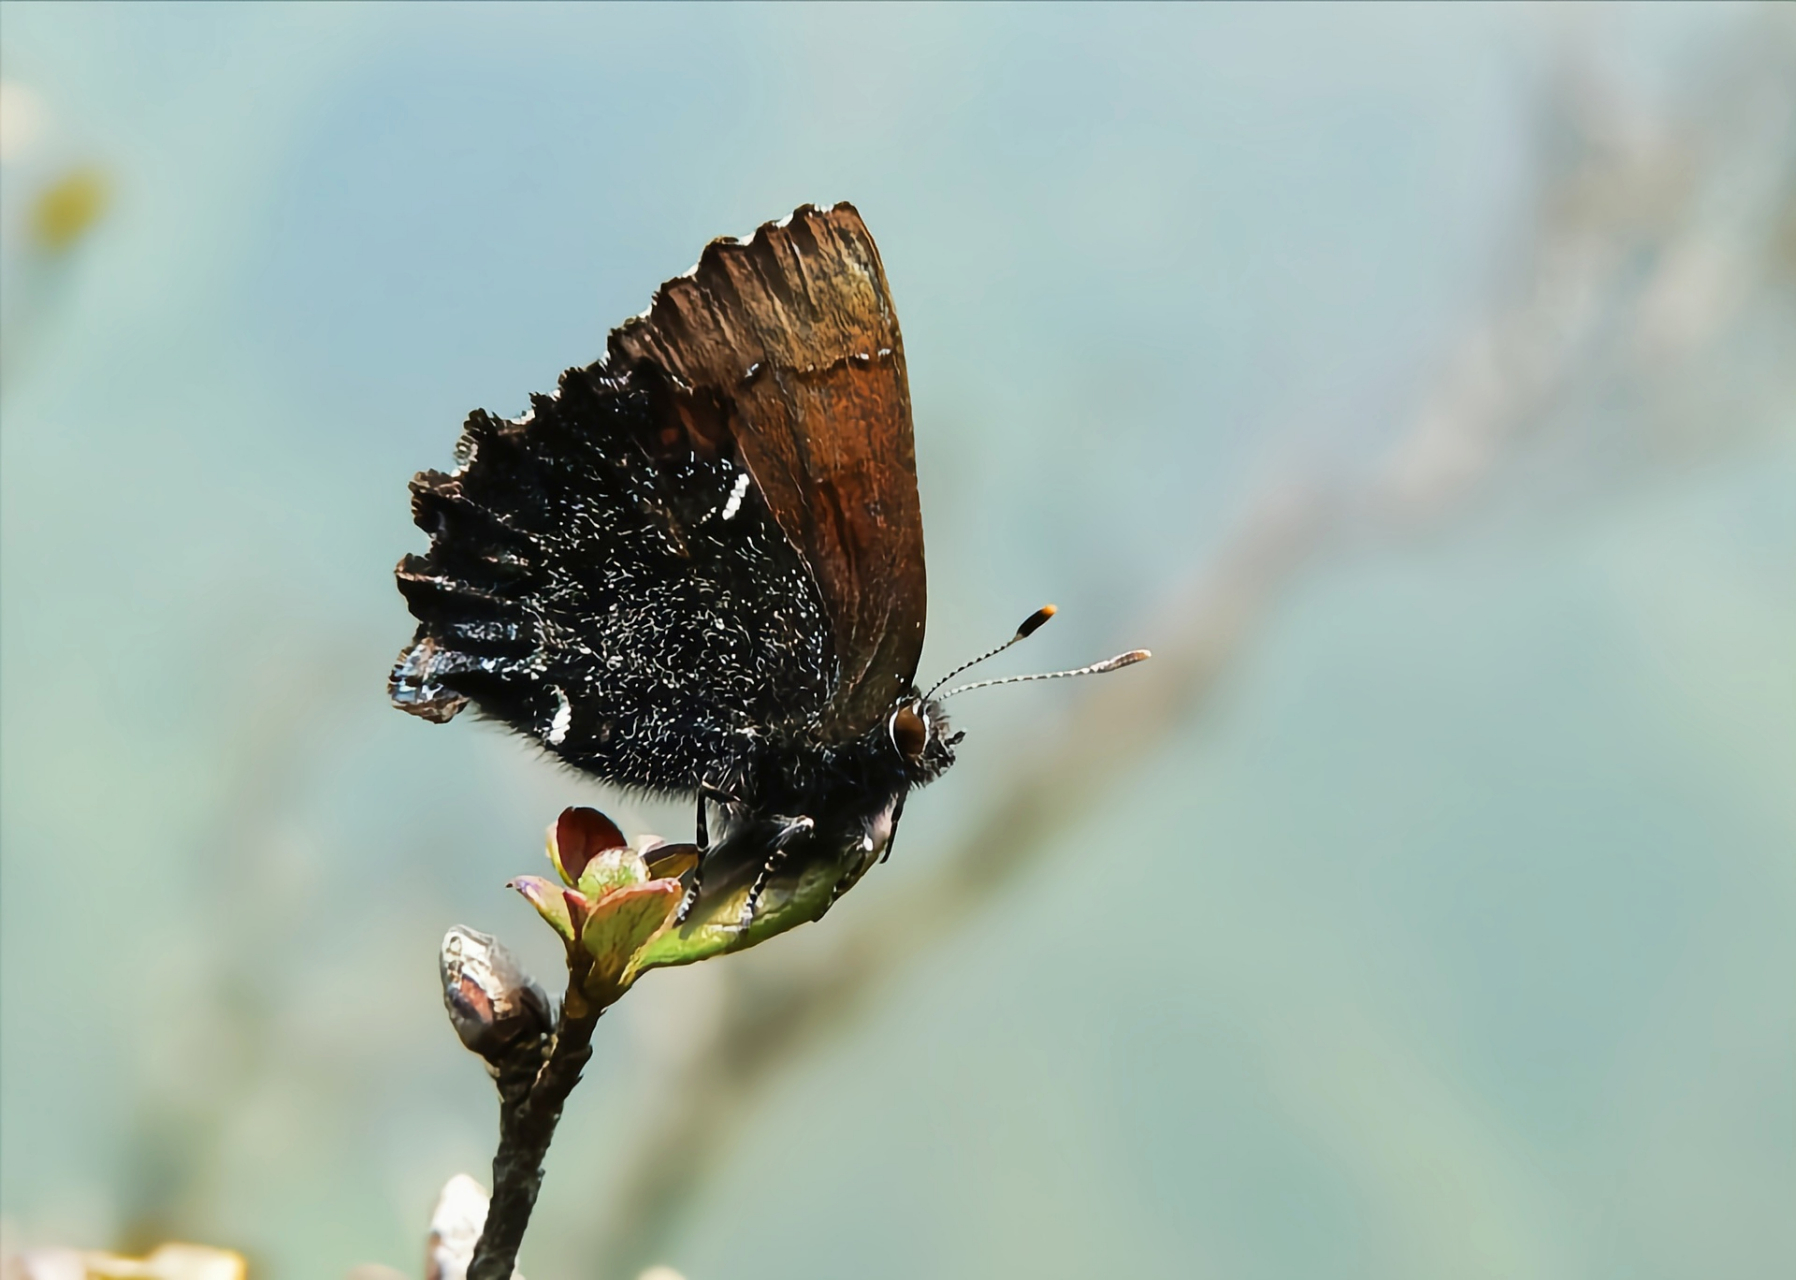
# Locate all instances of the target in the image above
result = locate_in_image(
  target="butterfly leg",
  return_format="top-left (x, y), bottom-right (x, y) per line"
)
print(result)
top-left (694, 781), bottom-right (744, 849)
top-left (678, 782), bottom-right (744, 924)
top-left (740, 815), bottom-right (815, 929)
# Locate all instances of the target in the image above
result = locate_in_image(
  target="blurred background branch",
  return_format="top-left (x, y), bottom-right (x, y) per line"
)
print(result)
top-left (584, 19), bottom-right (1796, 1277)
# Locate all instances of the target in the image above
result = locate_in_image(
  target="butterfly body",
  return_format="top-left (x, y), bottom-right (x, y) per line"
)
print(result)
top-left (393, 204), bottom-right (954, 926)
top-left (688, 699), bottom-right (953, 919)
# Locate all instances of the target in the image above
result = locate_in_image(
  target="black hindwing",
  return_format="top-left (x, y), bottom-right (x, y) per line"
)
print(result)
top-left (390, 363), bottom-right (834, 795)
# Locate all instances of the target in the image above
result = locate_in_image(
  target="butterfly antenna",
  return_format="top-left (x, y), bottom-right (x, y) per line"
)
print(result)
top-left (938, 649), bottom-right (1151, 700)
top-left (923, 605), bottom-right (1059, 701)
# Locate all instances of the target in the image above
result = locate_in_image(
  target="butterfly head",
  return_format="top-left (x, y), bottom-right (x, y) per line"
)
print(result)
top-left (887, 696), bottom-right (959, 782)
top-left (886, 605), bottom-right (1150, 784)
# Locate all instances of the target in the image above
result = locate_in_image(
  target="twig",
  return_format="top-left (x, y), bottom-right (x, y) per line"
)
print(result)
top-left (467, 987), bottom-right (600, 1280)
top-left (436, 812), bottom-right (725, 1276)
top-left (439, 926), bottom-right (572, 1280)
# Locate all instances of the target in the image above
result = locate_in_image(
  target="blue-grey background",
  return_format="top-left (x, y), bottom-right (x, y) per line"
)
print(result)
top-left (3, 4), bottom-right (1791, 1278)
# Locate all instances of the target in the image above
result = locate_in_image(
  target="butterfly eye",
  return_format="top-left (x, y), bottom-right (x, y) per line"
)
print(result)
top-left (889, 702), bottom-right (928, 763)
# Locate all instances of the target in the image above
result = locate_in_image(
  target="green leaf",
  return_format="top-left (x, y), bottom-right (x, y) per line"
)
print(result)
top-left (575, 846), bottom-right (649, 899)
top-left (632, 846), bottom-right (869, 972)
top-left (509, 875), bottom-right (576, 943)
top-left (639, 838), bottom-right (699, 882)
top-left (578, 880), bottom-right (686, 1001)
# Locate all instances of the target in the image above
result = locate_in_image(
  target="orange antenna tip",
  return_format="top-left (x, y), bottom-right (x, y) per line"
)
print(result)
top-left (1017, 604), bottom-right (1057, 639)
top-left (923, 603), bottom-right (1066, 700)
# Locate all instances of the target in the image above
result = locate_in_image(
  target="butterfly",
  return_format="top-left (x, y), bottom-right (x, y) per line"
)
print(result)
top-left (391, 202), bottom-right (1145, 929)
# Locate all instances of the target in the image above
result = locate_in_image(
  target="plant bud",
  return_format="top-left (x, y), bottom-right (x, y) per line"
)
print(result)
top-left (440, 926), bottom-right (552, 1059)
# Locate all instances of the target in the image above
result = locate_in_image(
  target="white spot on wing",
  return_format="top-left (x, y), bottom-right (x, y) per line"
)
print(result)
top-left (547, 688), bottom-right (572, 746)
top-left (721, 471), bottom-right (751, 520)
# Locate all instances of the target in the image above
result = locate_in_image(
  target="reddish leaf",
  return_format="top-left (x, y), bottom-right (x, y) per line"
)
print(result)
top-left (549, 807), bottom-right (627, 885)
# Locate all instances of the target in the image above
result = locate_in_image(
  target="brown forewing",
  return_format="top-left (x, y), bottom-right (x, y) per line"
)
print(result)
top-left (607, 202), bottom-right (925, 742)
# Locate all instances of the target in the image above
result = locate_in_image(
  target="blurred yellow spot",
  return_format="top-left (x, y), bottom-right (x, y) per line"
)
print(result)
top-left (9, 1242), bottom-right (245, 1280)
top-left (31, 166), bottom-right (110, 251)
top-left (637, 1268), bottom-right (686, 1280)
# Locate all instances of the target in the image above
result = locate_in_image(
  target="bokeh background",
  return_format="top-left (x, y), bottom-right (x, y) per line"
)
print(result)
top-left (3, 3), bottom-right (1792, 1278)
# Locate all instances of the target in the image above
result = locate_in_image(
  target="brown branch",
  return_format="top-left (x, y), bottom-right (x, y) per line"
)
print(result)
top-left (467, 991), bottom-right (601, 1280)
top-left (438, 925), bottom-right (598, 1280)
